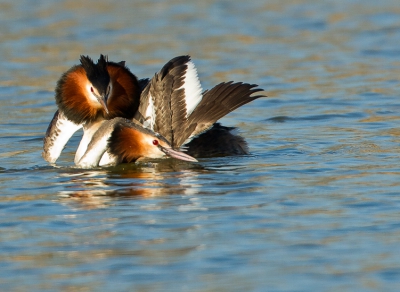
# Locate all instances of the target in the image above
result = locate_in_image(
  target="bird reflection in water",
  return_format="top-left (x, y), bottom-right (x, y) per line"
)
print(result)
top-left (57, 160), bottom-right (204, 209)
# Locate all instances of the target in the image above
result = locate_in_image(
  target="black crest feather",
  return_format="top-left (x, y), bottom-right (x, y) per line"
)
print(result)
top-left (80, 54), bottom-right (110, 95)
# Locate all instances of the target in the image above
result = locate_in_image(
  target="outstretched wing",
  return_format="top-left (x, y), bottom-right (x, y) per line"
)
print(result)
top-left (134, 55), bottom-right (203, 146)
top-left (173, 82), bottom-right (265, 147)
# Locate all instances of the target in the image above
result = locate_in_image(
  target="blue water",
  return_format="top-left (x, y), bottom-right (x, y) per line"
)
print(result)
top-left (1, 0), bottom-right (400, 291)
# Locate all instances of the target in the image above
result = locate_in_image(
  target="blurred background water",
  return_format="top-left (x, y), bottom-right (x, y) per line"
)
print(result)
top-left (1, 0), bottom-right (400, 291)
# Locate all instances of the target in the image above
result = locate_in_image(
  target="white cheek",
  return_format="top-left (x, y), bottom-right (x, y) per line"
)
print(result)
top-left (144, 137), bottom-right (165, 159)
top-left (86, 84), bottom-right (99, 103)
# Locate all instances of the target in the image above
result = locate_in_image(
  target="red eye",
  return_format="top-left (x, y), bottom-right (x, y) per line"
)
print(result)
top-left (152, 140), bottom-right (158, 146)
top-left (90, 87), bottom-right (94, 93)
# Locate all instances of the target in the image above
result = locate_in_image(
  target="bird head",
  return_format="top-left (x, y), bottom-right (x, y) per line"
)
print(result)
top-left (109, 121), bottom-right (198, 163)
top-left (80, 54), bottom-right (111, 115)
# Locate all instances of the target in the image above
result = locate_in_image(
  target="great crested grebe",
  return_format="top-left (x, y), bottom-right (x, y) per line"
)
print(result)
top-left (43, 55), bottom-right (264, 167)
top-left (75, 55), bottom-right (264, 167)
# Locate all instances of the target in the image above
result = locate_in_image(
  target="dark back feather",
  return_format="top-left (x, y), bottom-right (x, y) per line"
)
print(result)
top-left (184, 123), bottom-right (249, 157)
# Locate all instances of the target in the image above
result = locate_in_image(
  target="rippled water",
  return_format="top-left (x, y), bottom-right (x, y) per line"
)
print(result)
top-left (2, 0), bottom-right (400, 291)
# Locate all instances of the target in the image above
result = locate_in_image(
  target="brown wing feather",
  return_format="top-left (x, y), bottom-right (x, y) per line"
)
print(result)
top-left (134, 56), bottom-right (265, 150)
top-left (174, 82), bottom-right (265, 147)
top-left (134, 81), bottom-right (150, 125)
top-left (135, 56), bottom-right (191, 146)
top-left (151, 72), bottom-right (172, 140)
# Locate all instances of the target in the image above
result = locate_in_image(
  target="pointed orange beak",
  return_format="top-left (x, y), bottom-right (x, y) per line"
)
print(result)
top-left (158, 146), bottom-right (198, 162)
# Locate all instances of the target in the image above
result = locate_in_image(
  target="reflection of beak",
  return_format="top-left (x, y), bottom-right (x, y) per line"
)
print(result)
top-left (158, 146), bottom-right (198, 162)
top-left (96, 93), bottom-right (109, 115)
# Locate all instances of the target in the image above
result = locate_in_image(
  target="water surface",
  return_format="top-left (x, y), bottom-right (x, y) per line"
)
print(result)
top-left (1, 0), bottom-right (400, 291)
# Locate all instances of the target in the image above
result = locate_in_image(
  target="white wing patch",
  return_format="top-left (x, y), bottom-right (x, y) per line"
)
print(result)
top-left (143, 93), bottom-right (155, 130)
top-left (179, 61), bottom-right (203, 117)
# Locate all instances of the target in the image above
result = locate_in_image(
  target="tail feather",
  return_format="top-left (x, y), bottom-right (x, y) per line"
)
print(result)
top-left (184, 123), bottom-right (249, 157)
